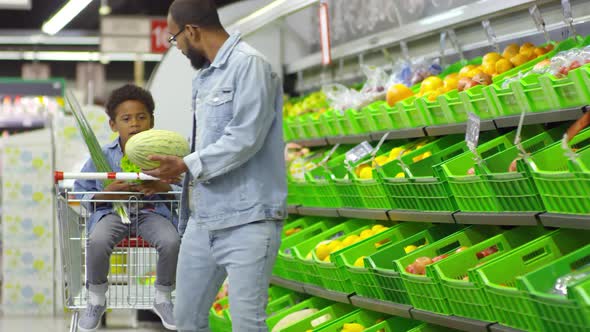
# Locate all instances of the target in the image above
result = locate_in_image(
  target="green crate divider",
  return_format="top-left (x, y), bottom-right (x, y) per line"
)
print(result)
top-left (539, 68), bottom-right (590, 110)
top-left (314, 309), bottom-right (390, 332)
top-left (278, 219), bottom-right (339, 281)
top-left (379, 135), bottom-right (466, 212)
top-left (267, 292), bottom-right (306, 317)
top-left (313, 222), bottom-right (394, 293)
top-left (304, 167), bottom-right (343, 208)
top-left (394, 225), bottom-right (502, 314)
top-left (210, 297), bottom-right (231, 332)
top-left (407, 323), bottom-right (462, 332)
top-left (268, 285), bottom-right (296, 300)
top-left (527, 127), bottom-right (590, 214)
top-left (282, 217), bottom-right (326, 238)
top-left (335, 223), bottom-right (432, 300)
top-left (439, 127), bottom-right (545, 212)
top-left (475, 228), bottom-right (590, 331)
top-left (459, 84), bottom-right (499, 120)
top-left (363, 101), bottom-right (396, 131)
top-left (481, 125), bottom-right (566, 212)
top-left (288, 219), bottom-right (368, 286)
top-left (518, 243), bottom-right (590, 332)
top-left (287, 178), bottom-right (302, 205)
top-left (349, 106), bottom-right (379, 133)
top-left (395, 95), bottom-right (430, 128)
top-left (303, 114), bottom-right (323, 138)
top-left (280, 303), bottom-right (357, 332)
top-left (434, 226), bottom-right (550, 321)
top-left (343, 109), bottom-right (366, 135)
top-left (569, 275), bottom-right (590, 331)
top-left (285, 117), bottom-right (301, 140)
top-left (485, 78), bottom-right (523, 116)
top-left (416, 95), bottom-right (456, 125)
top-left (365, 224), bottom-right (465, 305)
top-left (574, 63), bottom-right (590, 108)
top-left (439, 89), bottom-right (471, 123)
top-left (267, 297), bottom-right (334, 331)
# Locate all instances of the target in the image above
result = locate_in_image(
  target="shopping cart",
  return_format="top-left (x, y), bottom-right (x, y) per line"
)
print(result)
top-left (54, 171), bottom-right (182, 332)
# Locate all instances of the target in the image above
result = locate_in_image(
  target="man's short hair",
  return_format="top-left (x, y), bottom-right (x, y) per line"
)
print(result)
top-left (169, 0), bottom-right (223, 29)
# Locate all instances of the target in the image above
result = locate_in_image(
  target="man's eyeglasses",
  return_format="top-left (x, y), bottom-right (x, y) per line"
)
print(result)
top-left (168, 27), bottom-right (186, 45)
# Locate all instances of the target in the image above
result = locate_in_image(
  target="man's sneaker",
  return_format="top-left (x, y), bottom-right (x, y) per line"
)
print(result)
top-left (78, 303), bottom-right (106, 332)
top-left (153, 301), bottom-right (177, 330)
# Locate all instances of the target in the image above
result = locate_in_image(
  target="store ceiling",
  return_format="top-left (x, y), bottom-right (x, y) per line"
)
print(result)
top-left (0, 0), bottom-right (243, 30)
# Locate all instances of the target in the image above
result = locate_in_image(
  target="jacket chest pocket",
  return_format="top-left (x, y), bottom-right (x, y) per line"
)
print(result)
top-left (204, 88), bottom-right (234, 135)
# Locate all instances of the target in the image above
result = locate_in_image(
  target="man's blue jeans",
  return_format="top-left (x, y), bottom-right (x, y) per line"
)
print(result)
top-left (174, 219), bottom-right (282, 332)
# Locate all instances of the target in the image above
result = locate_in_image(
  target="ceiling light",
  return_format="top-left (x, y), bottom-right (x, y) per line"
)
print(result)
top-left (42, 0), bottom-right (93, 35)
top-left (99, 0), bottom-right (111, 16)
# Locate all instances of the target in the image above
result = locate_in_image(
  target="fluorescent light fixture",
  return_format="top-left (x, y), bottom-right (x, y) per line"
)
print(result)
top-left (42, 0), bottom-right (93, 35)
top-left (419, 7), bottom-right (465, 26)
top-left (0, 51), bottom-right (163, 62)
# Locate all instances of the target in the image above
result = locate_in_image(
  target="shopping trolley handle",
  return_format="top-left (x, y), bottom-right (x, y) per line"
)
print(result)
top-left (55, 171), bottom-right (159, 183)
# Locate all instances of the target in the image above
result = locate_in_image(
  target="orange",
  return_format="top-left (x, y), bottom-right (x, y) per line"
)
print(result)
top-left (510, 53), bottom-right (529, 67)
top-left (459, 65), bottom-right (477, 78)
top-left (495, 59), bottom-right (514, 74)
top-left (386, 83), bottom-right (414, 106)
top-left (482, 62), bottom-right (496, 75)
top-left (502, 43), bottom-right (519, 59)
top-left (482, 52), bottom-right (502, 64)
top-left (420, 76), bottom-right (444, 93)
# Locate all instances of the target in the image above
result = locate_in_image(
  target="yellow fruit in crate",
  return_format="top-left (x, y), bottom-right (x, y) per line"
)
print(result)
top-left (495, 59), bottom-right (514, 74)
top-left (371, 224), bottom-right (385, 232)
top-left (355, 164), bottom-right (371, 177)
top-left (386, 83), bottom-right (414, 107)
top-left (483, 52), bottom-right (502, 64)
top-left (534, 47), bottom-right (548, 57)
top-left (331, 244), bottom-right (345, 253)
top-left (466, 67), bottom-right (484, 78)
top-left (389, 147), bottom-right (404, 159)
top-left (420, 76), bottom-right (444, 93)
top-left (342, 235), bottom-right (360, 247)
top-left (421, 151), bottom-right (432, 160)
top-left (510, 53), bottom-right (529, 67)
top-left (502, 43), bottom-right (520, 59)
top-left (359, 167), bottom-right (373, 180)
top-left (372, 155), bottom-right (389, 167)
top-left (459, 65), bottom-right (477, 78)
top-left (520, 42), bottom-right (535, 51)
top-left (354, 256), bottom-right (366, 267)
top-left (328, 240), bottom-right (342, 251)
top-left (323, 255), bottom-right (331, 263)
top-left (343, 323), bottom-right (365, 332)
top-left (404, 245), bottom-right (418, 253)
top-left (315, 244), bottom-right (331, 261)
top-left (482, 62), bottom-right (497, 76)
top-left (519, 47), bottom-right (535, 61)
top-left (443, 73), bottom-right (460, 91)
top-left (395, 172), bottom-right (406, 178)
top-left (359, 229), bottom-right (374, 239)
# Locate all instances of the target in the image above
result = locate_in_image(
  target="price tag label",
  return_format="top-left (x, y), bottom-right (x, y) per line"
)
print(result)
top-left (345, 141), bottom-right (373, 165)
top-left (447, 29), bottom-right (466, 64)
top-left (529, 5), bottom-right (550, 43)
top-left (561, 0), bottom-right (577, 36)
top-left (482, 20), bottom-right (500, 53)
top-left (439, 31), bottom-right (448, 67)
top-left (465, 112), bottom-right (481, 152)
top-left (400, 40), bottom-right (410, 62)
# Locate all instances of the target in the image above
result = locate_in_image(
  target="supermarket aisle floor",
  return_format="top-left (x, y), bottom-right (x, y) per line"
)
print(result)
top-left (0, 315), bottom-right (169, 332)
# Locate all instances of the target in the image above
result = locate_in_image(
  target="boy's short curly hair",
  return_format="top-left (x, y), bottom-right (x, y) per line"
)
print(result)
top-left (106, 84), bottom-right (155, 121)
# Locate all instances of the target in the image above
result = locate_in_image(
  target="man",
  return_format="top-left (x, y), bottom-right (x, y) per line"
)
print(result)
top-left (144, 0), bottom-right (287, 331)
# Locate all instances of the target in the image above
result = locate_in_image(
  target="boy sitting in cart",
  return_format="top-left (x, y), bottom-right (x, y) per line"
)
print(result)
top-left (74, 84), bottom-right (181, 331)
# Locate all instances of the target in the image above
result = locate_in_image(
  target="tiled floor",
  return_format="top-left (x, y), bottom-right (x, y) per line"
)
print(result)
top-left (0, 314), bottom-right (169, 332)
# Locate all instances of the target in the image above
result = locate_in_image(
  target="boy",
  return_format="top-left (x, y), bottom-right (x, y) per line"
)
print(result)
top-left (74, 84), bottom-right (180, 331)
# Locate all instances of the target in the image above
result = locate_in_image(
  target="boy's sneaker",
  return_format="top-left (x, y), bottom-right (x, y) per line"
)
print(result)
top-left (78, 303), bottom-right (106, 332)
top-left (153, 300), bottom-right (177, 330)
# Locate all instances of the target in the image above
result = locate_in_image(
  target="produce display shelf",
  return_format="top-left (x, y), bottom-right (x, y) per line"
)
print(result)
top-left (286, 107), bottom-right (587, 147)
top-left (269, 276), bottom-right (526, 332)
top-left (287, 205), bottom-right (590, 229)
top-left (0, 115), bottom-right (46, 130)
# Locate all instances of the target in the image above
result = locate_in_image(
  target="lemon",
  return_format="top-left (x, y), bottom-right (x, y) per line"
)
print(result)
top-left (372, 155), bottom-right (389, 167)
top-left (459, 65), bottom-right (477, 78)
top-left (389, 147), bottom-right (404, 159)
top-left (395, 172), bottom-right (406, 178)
top-left (359, 229), bottom-right (374, 240)
top-left (353, 256), bottom-right (366, 267)
top-left (315, 244), bottom-right (331, 261)
top-left (359, 167), bottom-right (373, 180)
top-left (482, 52), bottom-right (502, 64)
top-left (420, 76), bottom-right (443, 93)
top-left (343, 323), bottom-right (365, 332)
top-left (404, 245), bottom-right (418, 253)
top-left (342, 235), bottom-right (360, 247)
top-left (495, 59), bottom-right (514, 74)
top-left (355, 164), bottom-right (371, 177)
top-left (327, 240), bottom-right (342, 251)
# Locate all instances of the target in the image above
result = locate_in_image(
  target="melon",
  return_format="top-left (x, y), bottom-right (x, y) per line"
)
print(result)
top-left (125, 129), bottom-right (190, 170)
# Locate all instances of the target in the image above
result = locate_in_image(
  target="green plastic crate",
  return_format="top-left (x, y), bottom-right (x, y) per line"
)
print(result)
top-left (267, 292), bottom-right (306, 318)
top-left (349, 106), bottom-right (379, 133)
top-left (378, 135), bottom-right (466, 212)
top-left (314, 309), bottom-right (394, 332)
top-left (416, 58), bottom-right (483, 126)
top-left (278, 219), bottom-right (339, 281)
top-left (365, 224), bottom-right (464, 305)
top-left (475, 228), bottom-right (590, 331)
top-left (434, 226), bottom-right (550, 321)
top-left (332, 223), bottom-right (432, 296)
top-left (480, 125), bottom-right (567, 212)
top-left (282, 216), bottom-right (325, 238)
top-left (518, 243), bottom-right (590, 332)
top-left (362, 101), bottom-right (396, 131)
top-left (395, 95), bottom-right (430, 128)
top-left (304, 167), bottom-right (342, 208)
top-left (286, 219), bottom-right (367, 286)
top-left (527, 127), bottom-right (590, 214)
top-left (313, 222), bottom-right (395, 293)
top-left (394, 225), bottom-right (502, 314)
top-left (459, 84), bottom-right (498, 120)
top-left (287, 177), bottom-right (302, 206)
top-left (267, 297), bottom-right (334, 331)
top-left (210, 297), bottom-right (231, 332)
top-left (439, 126), bottom-right (545, 212)
top-left (484, 38), bottom-right (578, 116)
top-left (280, 303), bottom-right (356, 332)
top-left (569, 275), bottom-right (590, 331)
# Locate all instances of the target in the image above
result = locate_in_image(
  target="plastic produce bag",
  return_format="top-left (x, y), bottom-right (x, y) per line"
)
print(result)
top-left (551, 262), bottom-right (590, 296)
top-left (410, 57), bottom-right (442, 86)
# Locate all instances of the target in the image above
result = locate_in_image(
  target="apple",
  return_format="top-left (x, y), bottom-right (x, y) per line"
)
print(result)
top-left (405, 263), bottom-right (417, 274)
top-left (413, 256), bottom-right (433, 275)
top-left (432, 254), bottom-right (449, 262)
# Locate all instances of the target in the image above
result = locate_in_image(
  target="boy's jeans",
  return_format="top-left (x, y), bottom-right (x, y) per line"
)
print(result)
top-left (174, 219), bottom-right (282, 332)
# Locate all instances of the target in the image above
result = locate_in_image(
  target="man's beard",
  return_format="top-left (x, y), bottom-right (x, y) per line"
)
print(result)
top-left (186, 46), bottom-right (209, 70)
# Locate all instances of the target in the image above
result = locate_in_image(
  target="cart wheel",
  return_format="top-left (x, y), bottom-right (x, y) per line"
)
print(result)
top-left (70, 311), bottom-right (79, 332)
